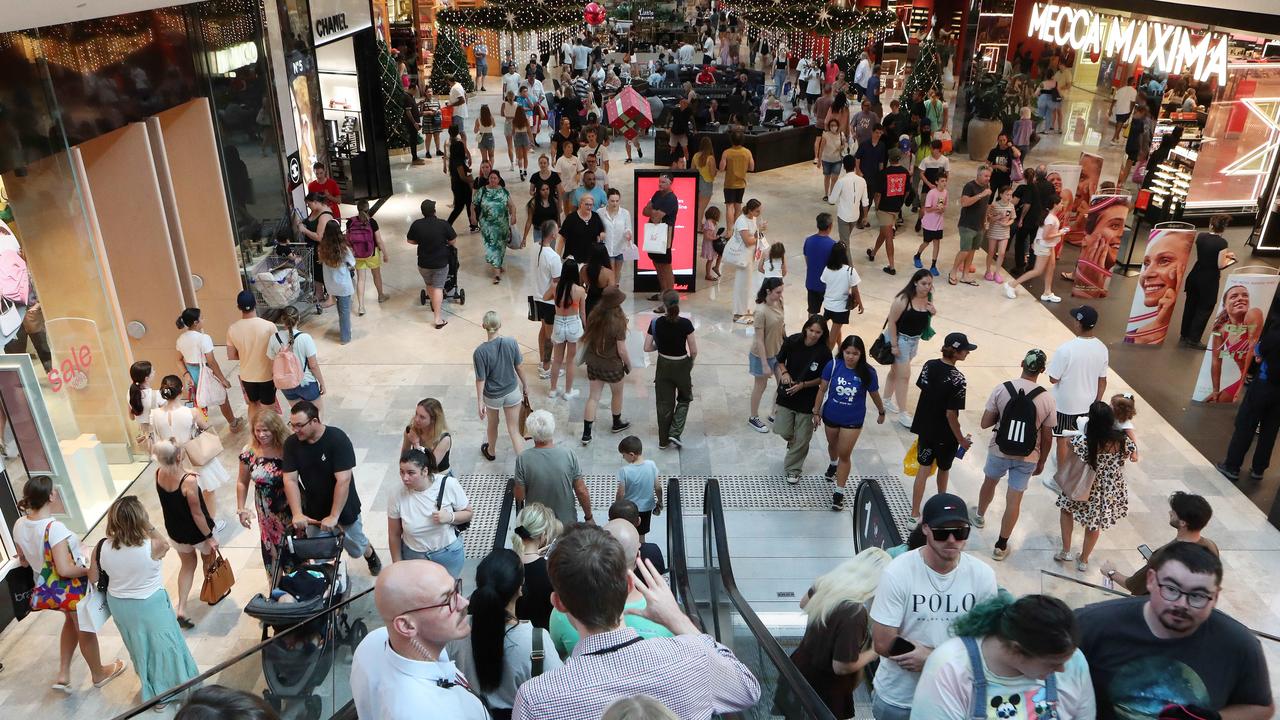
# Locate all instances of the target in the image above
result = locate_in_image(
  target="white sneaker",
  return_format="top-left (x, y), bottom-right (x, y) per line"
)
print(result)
top-left (548, 389), bottom-right (561, 399)
top-left (1041, 293), bottom-right (1063, 303)
top-left (562, 388), bottom-right (580, 399)
top-left (1003, 282), bottom-right (1017, 300)
top-left (883, 398), bottom-right (899, 414)
top-left (897, 412), bottom-right (913, 429)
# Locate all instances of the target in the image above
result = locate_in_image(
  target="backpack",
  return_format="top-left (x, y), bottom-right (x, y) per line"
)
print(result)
top-left (272, 332), bottom-right (306, 390)
top-left (995, 381), bottom-right (1046, 457)
top-left (347, 217), bottom-right (376, 259)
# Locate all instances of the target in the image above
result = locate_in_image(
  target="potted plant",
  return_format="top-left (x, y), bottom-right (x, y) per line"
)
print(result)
top-left (966, 72), bottom-right (1007, 160)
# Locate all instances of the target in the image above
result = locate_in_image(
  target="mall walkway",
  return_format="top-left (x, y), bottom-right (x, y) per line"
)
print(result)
top-left (1, 83), bottom-right (1278, 715)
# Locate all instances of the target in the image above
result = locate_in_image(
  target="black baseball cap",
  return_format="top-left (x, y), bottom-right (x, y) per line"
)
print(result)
top-left (944, 332), bottom-right (977, 352)
top-left (236, 290), bottom-right (257, 311)
top-left (1070, 305), bottom-right (1098, 330)
top-left (923, 493), bottom-right (970, 527)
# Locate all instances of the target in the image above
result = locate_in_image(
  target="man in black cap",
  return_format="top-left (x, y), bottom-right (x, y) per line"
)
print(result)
top-left (973, 349), bottom-right (1057, 561)
top-left (226, 289), bottom-right (280, 421)
top-left (1048, 305), bottom-right (1109, 468)
top-left (908, 332), bottom-right (975, 525)
top-left (870, 492), bottom-right (998, 720)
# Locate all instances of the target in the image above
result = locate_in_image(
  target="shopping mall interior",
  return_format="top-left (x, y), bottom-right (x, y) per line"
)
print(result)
top-left (0, 0), bottom-right (1278, 717)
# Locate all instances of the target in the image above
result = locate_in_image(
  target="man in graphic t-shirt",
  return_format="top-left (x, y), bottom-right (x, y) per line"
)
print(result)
top-left (1047, 304), bottom-right (1108, 467)
top-left (1077, 542), bottom-right (1273, 720)
top-left (773, 319), bottom-right (834, 483)
top-left (868, 147), bottom-right (910, 276)
top-left (870, 492), bottom-right (998, 720)
top-left (909, 333), bottom-right (975, 523)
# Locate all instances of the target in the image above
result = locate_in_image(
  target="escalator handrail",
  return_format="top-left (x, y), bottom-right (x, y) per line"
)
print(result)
top-left (493, 477), bottom-right (516, 552)
top-left (703, 478), bottom-right (837, 720)
top-left (109, 586), bottom-right (376, 720)
top-left (665, 478), bottom-right (702, 630)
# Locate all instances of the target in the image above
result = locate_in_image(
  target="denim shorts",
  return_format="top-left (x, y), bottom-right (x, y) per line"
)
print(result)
top-left (748, 353), bottom-right (778, 377)
top-left (983, 453), bottom-right (1037, 491)
top-left (307, 517), bottom-right (369, 558)
top-left (822, 160), bottom-right (842, 176)
top-left (552, 313), bottom-right (584, 343)
top-left (895, 333), bottom-right (920, 363)
top-left (400, 535), bottom-right (465, 579)
top-left (283, 381), bottom-right (321, 402)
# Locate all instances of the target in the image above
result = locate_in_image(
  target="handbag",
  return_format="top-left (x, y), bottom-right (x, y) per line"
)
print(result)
top-left (76, 584), bottom-right (111, 633)
top-left (642, 222), bottom-right (670, 255)
top-left (1054, 441), bottom-right (1097, 502)
top-left (527, 295), bottom-right (540, 322)
top-left (436, 474), bottom-right (471, 533)
top-left (193, 357), bottom-right (227, 408)
top-left (184, 430), bottom-right (223, 467)
top-left (93, 539), bottom-right (110, 593)
top-left (1011, 157), bottom-right (1024, 183)
top-left (869, 322), bottom-right (895, 365)
top-left (721, 233), bottom-right (749, 268)
top-left (4, 565), bottom-right (35, 621)
top-left (508, 223), bottom-right (525, 250)
top-left (518, 393), bottom-right (535, 437)
top-left (0, 296), bottom-right (21, 338)
top-left (30, 521), bottom-right (87, 612)
top-left (199, 551), bottom-right (235, 605)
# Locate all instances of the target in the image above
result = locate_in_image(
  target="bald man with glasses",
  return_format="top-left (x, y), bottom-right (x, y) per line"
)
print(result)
top-left (351, 559), bottom-right (488, 720)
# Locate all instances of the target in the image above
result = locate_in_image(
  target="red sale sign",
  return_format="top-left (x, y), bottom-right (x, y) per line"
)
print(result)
top-left (633, 171), bottom-right (700, 293)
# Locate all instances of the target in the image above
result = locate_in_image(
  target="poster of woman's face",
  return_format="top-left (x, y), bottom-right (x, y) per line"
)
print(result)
top-left (1192, 275), bottom-right (1278, 403)
top-left (1071, 194), bottom-right (1131, 299)
top-left (1123, 228), bottom-right (1194, 345)
top-left (1065, 152), bottom-right (1104, 246)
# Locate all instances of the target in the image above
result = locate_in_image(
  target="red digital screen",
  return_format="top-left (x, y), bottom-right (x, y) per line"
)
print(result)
top-left (634, 172), bottom-right (699, 291)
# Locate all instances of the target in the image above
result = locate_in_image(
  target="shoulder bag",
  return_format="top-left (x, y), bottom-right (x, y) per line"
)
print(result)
top-left (193, 354), bottom-right (227, 409)
top-left (869, 320), bottom-right (895, 365)
top-left (531, 625), bottom-right (545, 677)
top-left (721, 229), bottom-right (750, 268)
top-left (200, 550), bottom-right (235, 605)
top-left (1053, 440), bottom-right (1097, 502)
top-left (436, 474), bottom-right (471, 533)
top-left (29, 521), bottom-right (88, 612)
top-left (174, 410), bottom-right (223, 467)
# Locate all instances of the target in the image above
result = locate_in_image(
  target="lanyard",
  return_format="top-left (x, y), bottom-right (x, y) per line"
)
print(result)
top-left (583, 635), bottom-right (643, 657)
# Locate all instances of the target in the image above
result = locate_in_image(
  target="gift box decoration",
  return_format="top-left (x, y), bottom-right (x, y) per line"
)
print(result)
top-left (608, 86), bottom-right (654, 141)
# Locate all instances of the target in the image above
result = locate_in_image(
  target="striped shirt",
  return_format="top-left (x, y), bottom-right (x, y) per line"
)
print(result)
top-left (511, 627), bottom-right (761, 719)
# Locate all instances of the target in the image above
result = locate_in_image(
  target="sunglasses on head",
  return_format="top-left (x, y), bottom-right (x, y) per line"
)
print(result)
top-left (929, 525), bottom-right (971, 541)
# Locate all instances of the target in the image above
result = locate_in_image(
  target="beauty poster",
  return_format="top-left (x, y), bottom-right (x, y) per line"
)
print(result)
top-left (1045, 162), bottom-right (1081, 208)
top-left (1070, 192), bottom-right (1131, 299)
top-left (1123, 226), bottom-right (1195, 345)
top-left (1191, 273), bottom-right (1279, 403)
top-left (1063, 152), bottom-right (1104, 246)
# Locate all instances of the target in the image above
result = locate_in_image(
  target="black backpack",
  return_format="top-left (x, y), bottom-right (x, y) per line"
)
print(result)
top-left (995, 382), bottom-right (1046, 457)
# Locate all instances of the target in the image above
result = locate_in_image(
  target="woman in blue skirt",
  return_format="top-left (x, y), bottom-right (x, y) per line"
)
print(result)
top-left (90, 495), bottom-right (198, 706)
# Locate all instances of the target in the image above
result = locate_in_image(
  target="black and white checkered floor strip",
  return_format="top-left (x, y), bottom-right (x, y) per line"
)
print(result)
top-left (457, 474), bottom-right (912, 558)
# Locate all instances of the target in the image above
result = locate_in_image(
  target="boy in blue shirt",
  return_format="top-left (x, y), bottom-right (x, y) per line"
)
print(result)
top-left (615, 435), bottom-right (662, 541)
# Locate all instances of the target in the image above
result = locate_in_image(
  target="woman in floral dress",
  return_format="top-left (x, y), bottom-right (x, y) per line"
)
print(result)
top-left (235, 410), bottom-right (290, 579)
top-left (1055, 401), bottom-right (1135, 573)
top-left (474, 169), bottom-right (517, 284)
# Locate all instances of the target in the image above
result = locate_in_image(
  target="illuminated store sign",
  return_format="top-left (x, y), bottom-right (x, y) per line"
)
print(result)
top-left (1028, 3), bottom-right (1228, 83)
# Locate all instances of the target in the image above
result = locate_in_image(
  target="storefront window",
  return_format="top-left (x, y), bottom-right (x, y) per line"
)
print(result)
top-left (1188, 64), bottom-right (1280, 212)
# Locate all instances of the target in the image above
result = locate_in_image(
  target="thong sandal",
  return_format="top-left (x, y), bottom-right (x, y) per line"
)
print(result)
top-left (176, 615), bottom-right (196, 629)
top-left (947, 274), bottom-right (958, 286)
top-left (51, 681), bottom-right (73, 694)
top-left (434, 320), bottom-right (449, 329)
top-left (93, 659), bottom-right (127, 689)
top-left (960, 279), bottom-right (980, 287)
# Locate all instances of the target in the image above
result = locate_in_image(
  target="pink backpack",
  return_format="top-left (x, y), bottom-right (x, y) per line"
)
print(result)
top-left (272, 332), bottom-right (305, 390)
top-left (347, 217), bottom-right (376, 259)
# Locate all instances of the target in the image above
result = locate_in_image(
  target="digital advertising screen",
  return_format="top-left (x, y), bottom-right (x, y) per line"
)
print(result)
top-left (633, 170), bottom-right (699, 294)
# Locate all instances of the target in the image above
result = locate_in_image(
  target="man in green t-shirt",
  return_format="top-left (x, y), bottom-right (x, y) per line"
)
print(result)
top-left (548, 519), bottom-right (674, 657)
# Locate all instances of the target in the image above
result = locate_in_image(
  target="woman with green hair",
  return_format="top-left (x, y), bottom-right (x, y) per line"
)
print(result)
top-left (912, 593), bottom-right (1096, 719)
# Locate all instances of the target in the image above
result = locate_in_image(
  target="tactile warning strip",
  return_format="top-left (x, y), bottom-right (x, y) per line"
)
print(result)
top-left (457, 474), bottom-right (911, 558)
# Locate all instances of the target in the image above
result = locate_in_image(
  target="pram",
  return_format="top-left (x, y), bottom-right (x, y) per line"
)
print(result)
top-left (244, 532), bottom-right (367, 718)
top-left (421, 243), bottom-right (466, 307)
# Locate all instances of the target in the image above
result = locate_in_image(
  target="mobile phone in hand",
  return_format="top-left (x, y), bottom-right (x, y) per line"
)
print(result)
top-left (890, 636), bottom-right (916, 656)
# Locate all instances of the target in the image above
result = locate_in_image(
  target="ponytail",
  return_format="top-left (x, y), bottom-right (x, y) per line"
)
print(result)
top-left (18, 475), bottom-right (54, 513)
top-left (357, 199), bottom-right (371, 224)
top-left (467, 550), bottom-right (524, 692)
top-left (755, 276), bottom-right (782, 305)
top-left (176, 307), bottom-right (201, 330)
top-left (128, 360), bottom-right (152, 417)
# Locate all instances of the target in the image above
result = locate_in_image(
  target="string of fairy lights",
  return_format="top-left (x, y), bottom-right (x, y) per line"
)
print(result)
top-left (725, 0), bottom-right (896, 60)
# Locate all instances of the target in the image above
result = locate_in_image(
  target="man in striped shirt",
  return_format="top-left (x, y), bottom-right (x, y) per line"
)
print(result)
top-left (512, 524), bottom-right (760, 719)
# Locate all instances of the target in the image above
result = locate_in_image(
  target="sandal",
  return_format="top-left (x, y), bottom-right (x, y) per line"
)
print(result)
top-left (93, 659), bottom-right (127, 689)
top-left (480, 443), bottom-right (496, 461)
top-left (1053, 551), bottom-right (1073, 563)
top-left (176, 615), bottom-right (196, 629)
top-left (1060, 271), bottom-right (1075, 282)
top-left (947, 274), bottom-right (958, 286)
top-left (435, 321), bottom-right (449, 329)
top-left (51, 681), bottom-right (73, 694)
top-left (960, 279), bottom-right (980, 287)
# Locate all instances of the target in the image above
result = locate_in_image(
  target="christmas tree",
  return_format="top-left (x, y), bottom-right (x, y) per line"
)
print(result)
top-left (430, 28), bottom-right (475, 96)
top-left (376, 39), bottom-right (413, 149)
top-left (902, 34), bottom-right (943, 98)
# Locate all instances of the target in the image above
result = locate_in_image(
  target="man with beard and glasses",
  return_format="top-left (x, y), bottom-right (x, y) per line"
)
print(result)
top-left (1077, 542), bottom-right (1273, 720)
top-left (868, 493), bottom-right (997, 720)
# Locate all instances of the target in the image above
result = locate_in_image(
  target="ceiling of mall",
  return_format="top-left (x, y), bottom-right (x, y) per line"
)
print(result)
top-left (0, 0), bottom-right (205, 34)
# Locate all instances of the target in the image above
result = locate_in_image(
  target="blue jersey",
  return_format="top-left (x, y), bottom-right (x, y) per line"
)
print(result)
top-left (820, 359), bottom-right (879, 426)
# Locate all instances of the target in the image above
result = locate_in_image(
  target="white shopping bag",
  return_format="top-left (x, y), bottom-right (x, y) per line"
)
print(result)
top-left (642, 223), bottom-right (670, 255)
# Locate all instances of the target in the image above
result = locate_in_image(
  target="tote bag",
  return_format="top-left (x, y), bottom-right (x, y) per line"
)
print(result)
top-left (30, 522), bottom-right (87, 612)
top-left (642, 222), bottom-right (670, 255)
top-left (1054, 442), bottom-right (1097, 502)
top-left (721, 233), bottom-right (749, 268)
top-left (194, 357), bottom-right (227, 408)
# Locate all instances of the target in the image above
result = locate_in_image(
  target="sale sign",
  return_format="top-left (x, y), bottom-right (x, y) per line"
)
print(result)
top-left (633, 171), bottom-right (699, 293)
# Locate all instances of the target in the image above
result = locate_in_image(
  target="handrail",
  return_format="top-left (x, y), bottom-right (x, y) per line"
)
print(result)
top-left (109, 585), bottom-right (376, 719)
top-left (493, 477), bottom-right (516, 552)
top-left (703, 478), bottom-right (837, 720)
top-left (665, 478), bottom-right (701, 629)
top-left (1041, 568), bottom-right (1280, 644)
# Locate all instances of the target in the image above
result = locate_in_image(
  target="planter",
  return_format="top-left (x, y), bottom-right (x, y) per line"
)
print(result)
top-left (967, 117), bottom-right (1002, 161)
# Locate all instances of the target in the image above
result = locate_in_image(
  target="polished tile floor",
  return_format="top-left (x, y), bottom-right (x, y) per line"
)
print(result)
top-left (2, 82), bottom-right (1278, 715)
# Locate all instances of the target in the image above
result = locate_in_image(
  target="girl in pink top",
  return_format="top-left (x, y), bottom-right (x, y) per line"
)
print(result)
top-left (913, 172), bottom-right (948, 275)
top-left (701, 205), bottom-right (723, 281)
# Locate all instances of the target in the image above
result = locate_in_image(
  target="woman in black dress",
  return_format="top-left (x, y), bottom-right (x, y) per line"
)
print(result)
top-left (445, 125), bottom-right (478, 231)
top-left (1180, 214), bottom-right (1235, 349)
top-left (510, 503), bottom-right (563, 629)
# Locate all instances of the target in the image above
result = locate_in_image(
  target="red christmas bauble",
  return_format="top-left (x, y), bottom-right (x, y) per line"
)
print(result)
top-left (584, 2), bottom-right (606, 26)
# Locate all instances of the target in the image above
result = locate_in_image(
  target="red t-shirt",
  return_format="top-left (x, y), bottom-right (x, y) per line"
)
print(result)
top-left (307, 178), bottom-right (342, 218)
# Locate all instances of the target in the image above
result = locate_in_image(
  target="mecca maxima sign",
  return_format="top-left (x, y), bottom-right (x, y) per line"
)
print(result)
top-left (1027, 3), bottom-right (1229, 84)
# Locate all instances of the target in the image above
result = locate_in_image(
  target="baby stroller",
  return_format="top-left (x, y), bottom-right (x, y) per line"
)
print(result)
top-left (244, 532), bottom-right (367, 719)
top-left (419, 244), bottom-right (466, 307)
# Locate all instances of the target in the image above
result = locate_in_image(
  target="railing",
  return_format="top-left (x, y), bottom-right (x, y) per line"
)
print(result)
top-left (493, 477), bottom-right (516, 552)
top-left (110, 585), bottom-right (379, 719)
top-left (700, 478), bottom-right (837, 720)
top-left (665, 478), bottom-right (701, 628)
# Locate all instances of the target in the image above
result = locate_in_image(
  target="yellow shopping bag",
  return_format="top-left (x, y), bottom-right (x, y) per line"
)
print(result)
top-left (903, 439), bottom-right (936, 478)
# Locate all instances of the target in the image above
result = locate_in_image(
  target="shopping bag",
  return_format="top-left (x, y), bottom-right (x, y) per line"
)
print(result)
top-left (200, 551), bottom-right (235, 605)
top-left (721, 235), bottom-right (749, 268)
top-left (4, 565), bottom-right (35, 621)
top-left (642, 223), bottom-right (670, 255)
top-left (903, 439), bottom-right (936, 478)
top-left (1054, 447), bottom-right (1096, 501)
top-left (622, 244), bottom-right (640, 262)
top-left (0, 297), bottom-right (21, 338)
top-left (508, 224), bottom-right (525, 250)
top-left (518, 394), bottom-right (534, 439)
top-left (76, 585), bottom-right (111, 633)
top-left (194, 360), bottom-right (227, 408)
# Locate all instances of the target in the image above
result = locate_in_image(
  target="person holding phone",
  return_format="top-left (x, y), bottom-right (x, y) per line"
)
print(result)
top-left (1099, 491), bottom-right (1219, 596)
top-left (869, 493), bottom-right (998, 720)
